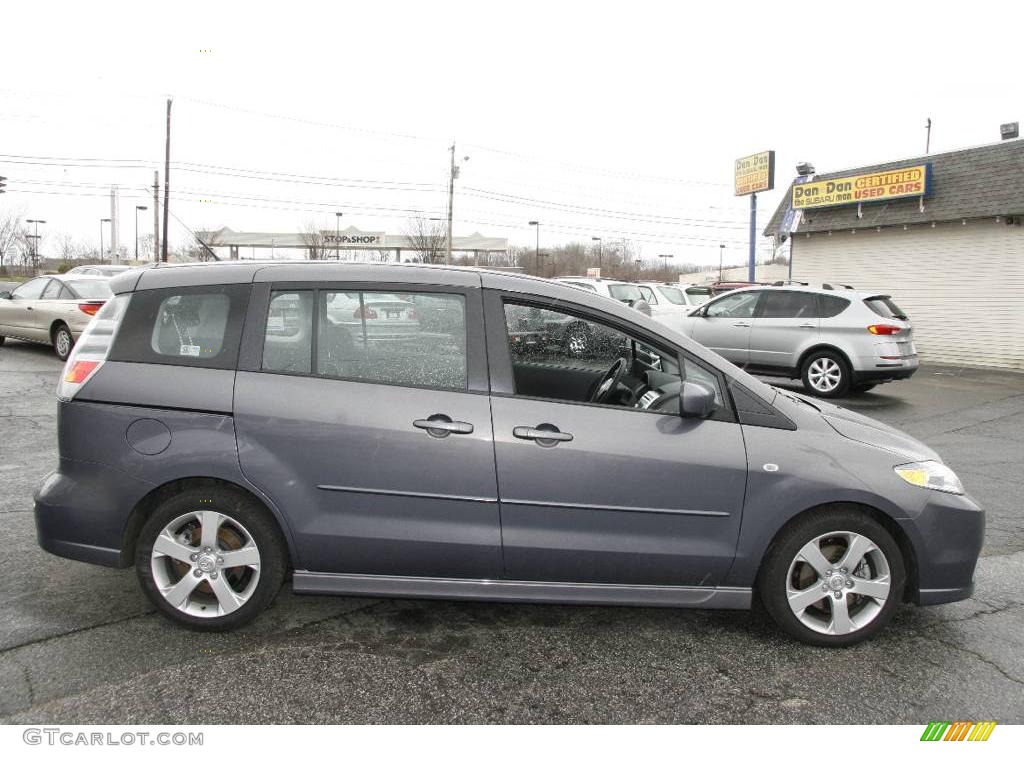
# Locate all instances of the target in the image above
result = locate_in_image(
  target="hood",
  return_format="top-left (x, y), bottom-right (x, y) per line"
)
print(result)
top-left (786, 392), bottom-right (939, 462)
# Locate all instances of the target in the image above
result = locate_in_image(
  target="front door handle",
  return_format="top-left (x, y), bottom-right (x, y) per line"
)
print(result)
top-left (798, 323), bottom-right (816, 329)
top-left (733, 321), bottom-right (750, 327)
top-left (413, 414), bottom-right (474, 438)
top-left (513, 424), bottom-right (573, 446)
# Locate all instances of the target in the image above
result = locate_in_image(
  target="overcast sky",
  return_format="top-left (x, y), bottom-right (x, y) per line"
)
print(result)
top-left (1, 0), bottom-right (1019, 266)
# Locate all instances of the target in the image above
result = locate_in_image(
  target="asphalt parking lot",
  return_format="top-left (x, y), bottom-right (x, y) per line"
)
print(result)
top-left (0, 338), bottom-right (1022, 724)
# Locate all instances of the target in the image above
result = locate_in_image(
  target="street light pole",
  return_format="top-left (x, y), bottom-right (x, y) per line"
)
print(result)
top-left (529, 221), bottom-right (540, 273)
top-left (658, 253), bottom-right (674, 279)
top-left (135, 206), bottom-right (148, 261)
top-left (100, 218), bottom-right (111, 261)
top-left (719, 244), bottom-right (725, 282)
top-left (335, 212), bottom-right (343, 261)
top-left (592, 236), bottom-right (602, 272)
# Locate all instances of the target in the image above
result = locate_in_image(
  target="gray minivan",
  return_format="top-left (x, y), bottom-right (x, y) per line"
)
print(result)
top-left (34, 262), bottom-right (984, 646)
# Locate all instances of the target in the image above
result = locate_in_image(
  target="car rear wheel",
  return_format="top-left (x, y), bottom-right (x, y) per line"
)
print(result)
top-left (758, 507), bottom-right (905, 647)
top-left (801, 350), bottom-right (850, 398)
top-left (136, 487), bottom-right (287, 631)
top-left (52, 324), bottom-right (74, 361)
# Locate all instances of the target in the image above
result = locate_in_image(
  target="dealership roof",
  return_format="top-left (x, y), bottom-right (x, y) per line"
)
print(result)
top-left (764, 138), bottom-right (1024, 238)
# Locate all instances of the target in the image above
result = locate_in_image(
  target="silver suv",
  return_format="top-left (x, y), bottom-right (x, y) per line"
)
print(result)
top-left (678, 285), bottom-right (918, 397)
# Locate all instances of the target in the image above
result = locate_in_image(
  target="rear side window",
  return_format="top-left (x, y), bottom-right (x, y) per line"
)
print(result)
top-left (41, 280), bottom-right (62, 299)
top-left (111, 284), bottom-right (250, 369)
top-left (759, 291), bottom-right (818, 319)
top-left (818, 295), bottom-right (851, 318)
top-left (316, 290), bottom-right (467, 390)
top-left (638, 286), bottom-right (658, 304)
top-left (864, 295), bottom-right (908, 320)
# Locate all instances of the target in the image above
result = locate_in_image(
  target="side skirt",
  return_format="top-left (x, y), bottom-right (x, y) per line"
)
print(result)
top-left (292, 571), bottom-right (752, 610)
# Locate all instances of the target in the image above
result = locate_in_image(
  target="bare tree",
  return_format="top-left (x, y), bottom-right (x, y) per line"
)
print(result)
top-left (300, 220), bottom-right (334, 260)
top-left (403, 215), bottom-right (447, 264)
top-left (0, 208), bottom-right (24, 271)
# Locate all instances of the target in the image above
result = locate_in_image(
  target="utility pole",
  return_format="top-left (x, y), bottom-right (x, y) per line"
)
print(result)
top-left (446, 143), bottom-right (455, 265)
top-left (719, 244), bottom-right (725, 282)
top-left (162, 98), bottom-right (172, 262)
top-left (925, 117), bottom-right (932, 154)
top-left (152, 171), bottom-right (160, 262)
top-left (592, 236), bottom-right (602, 272)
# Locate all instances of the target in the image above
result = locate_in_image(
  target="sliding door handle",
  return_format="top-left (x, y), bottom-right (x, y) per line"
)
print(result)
top-left (413, 415), bottom-right (474, 438)
top-left (513, 424), bottom-right (573, 446)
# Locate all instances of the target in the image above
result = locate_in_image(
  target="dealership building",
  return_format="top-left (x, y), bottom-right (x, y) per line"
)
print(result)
top-left (764, 138), bottom-right (1024, 370)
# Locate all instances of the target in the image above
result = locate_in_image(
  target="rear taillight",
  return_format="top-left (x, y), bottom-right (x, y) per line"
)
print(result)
top-left (57, 294), bottom-right (129, 402)
top-left (353, 306), bottom-right (378, 320)
top-left (77, 301), bottom-right (105, 316)
top-left (64, 360), bottom-right (100, 383)
top-left (867, 324), bottom-right (902, 335)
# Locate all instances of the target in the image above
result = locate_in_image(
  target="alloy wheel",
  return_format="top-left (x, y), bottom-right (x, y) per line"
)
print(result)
top-left (150, 510), bottom-right (262, 617)
top-left (55, 328), bottom-right (72, 359)
top-left (807, 357), bottom-right (842, 393)
top-left (785, 530), bottom-right (891, 636)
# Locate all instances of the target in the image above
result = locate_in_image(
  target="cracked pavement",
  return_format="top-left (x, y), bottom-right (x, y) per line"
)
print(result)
top-left (0, 339), bottom-right (1021, 723)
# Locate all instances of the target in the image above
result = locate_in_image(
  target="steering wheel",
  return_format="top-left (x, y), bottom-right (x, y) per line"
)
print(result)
top-left (590, 357), bottom-right (629, 404)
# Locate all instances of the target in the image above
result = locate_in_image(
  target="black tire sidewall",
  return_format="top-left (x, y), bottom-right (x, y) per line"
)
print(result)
top-left (801, 350), bottom-right (851, 398)
top-left (53, 325), bottom-right (74, 361)
top-left (758, 507), bottom-right (906, 647)
top-left (135, 487), bottom-right (287, 631)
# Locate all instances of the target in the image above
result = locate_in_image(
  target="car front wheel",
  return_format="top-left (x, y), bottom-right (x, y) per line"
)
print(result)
top-left (801, 351), bottom-right (850, 398)
top-left (758, 507), bottom-right (906, 646)
top-left (136, 486), bottom-right (287, 631)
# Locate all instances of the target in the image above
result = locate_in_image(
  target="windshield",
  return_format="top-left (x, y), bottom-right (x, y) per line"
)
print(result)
top-left (66, 280), bottom-right (113, 300)
top-left (656, 285), bottom-right (686, 305)
top-left (608, 283), bottom-right (643, 302)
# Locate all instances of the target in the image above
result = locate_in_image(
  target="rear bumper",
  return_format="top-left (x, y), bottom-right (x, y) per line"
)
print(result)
top-left (34, 459), bottom-right (154, 568)
top-left (853, 355), bottom-right (919, 383)
top-left (900, 491), bottom-right (984, 606)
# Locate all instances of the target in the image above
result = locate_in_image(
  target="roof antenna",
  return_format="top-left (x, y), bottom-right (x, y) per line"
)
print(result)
top-left (925, 117), bottom-right (932, 155)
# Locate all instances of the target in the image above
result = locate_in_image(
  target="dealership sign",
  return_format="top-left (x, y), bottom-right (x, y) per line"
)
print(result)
top-left (734, 151), bottom-right (775, 196)
top-left (792, 164), bottom-right (931, 209)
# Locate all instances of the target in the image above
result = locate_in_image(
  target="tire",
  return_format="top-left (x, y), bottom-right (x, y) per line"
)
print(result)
top-left (851, 382), bottom-right (878, 393)
top-left (564, 324), bottom-right (591, 358)
top-left (135, 486), bottom-right (287, 631)
top-left (757, 506), bottom-right (906, 647)
top-left (801, 350), bottom-right (850, 398)
top-left (52, 324), bottom-right (74, 361)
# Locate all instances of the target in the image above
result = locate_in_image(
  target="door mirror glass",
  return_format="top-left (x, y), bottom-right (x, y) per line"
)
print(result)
top-left (679, 381), bottom-right (716, 419)
top-left (0, 291), bottom-right (10, 300)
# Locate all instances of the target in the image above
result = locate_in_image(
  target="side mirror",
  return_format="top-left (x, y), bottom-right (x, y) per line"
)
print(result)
top-left (0, 291), bottom-right (11, 300)
top-left (679, 381), bottom-right (716, 419)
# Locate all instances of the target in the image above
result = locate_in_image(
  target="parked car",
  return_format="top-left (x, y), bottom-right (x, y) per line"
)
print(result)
top-left (66, 264), bottom-right (135, 277)
top-left (35, 263), bottom-right (981, 646)
top-left (677, 285), bottom-right (918, 397)
top-left (555, 277), bottom-right (652, 315)
top-left (636, 282), bottom-right (714, 332)
top-left (506, 297), bottom-right (625, 358)
top-left (0, 274), bottom-right (112, 359)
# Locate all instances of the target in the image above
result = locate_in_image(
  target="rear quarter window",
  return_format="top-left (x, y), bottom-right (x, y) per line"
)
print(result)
top-left (818, 295), bottom-right (851, 318)
top-left (111, 284), bottom-right (250, 369)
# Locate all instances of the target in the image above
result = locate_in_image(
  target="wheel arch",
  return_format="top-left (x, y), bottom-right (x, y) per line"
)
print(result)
top-left (796, 343), bottom-right (854, 375)
top-left (49, 318), bottom-right (71, 342)
top-left (752, 501), bottom-right (920, 603)
top-left (120, 476), bottom-right (295, 570)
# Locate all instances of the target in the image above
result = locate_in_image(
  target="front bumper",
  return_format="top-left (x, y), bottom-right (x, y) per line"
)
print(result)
top-left (900, 490), bottom-right (984, 605)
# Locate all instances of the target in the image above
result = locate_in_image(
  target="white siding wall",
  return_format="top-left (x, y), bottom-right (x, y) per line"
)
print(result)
top-left (791, 220), bottom-right (1024, 370)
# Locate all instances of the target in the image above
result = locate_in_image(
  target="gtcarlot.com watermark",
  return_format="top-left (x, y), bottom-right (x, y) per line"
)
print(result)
top-left (23, 728), bottom-right (203, 747)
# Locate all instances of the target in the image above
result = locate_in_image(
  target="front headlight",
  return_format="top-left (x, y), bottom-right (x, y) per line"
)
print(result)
top-left (894, 460), bottom-right (964, 495)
